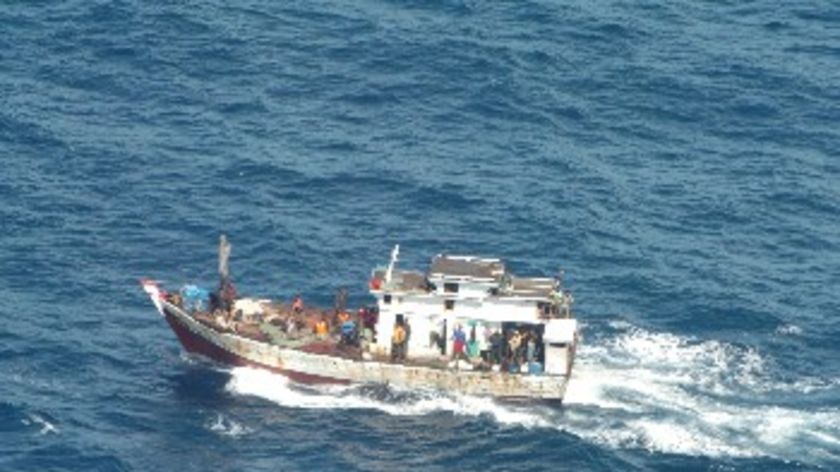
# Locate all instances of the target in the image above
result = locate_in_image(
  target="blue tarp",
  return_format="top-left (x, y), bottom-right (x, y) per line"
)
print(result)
top-left (180, 284), bottom-right (210, 310)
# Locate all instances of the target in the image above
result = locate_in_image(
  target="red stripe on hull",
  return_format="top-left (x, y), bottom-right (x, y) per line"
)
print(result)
top-left (164, 310), bottom-right (348, 385)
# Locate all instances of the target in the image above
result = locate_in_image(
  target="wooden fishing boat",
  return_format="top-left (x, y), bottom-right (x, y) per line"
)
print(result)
top-left (142, 236), bottom-right (579, 401)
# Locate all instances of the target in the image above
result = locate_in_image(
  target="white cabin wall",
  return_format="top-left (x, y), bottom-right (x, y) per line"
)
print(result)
top-left (403, 315), bottom-right (441, 357)
top-left (374, 305), bottom-right (396, 356)
top-left (379, 293), bottom-right (542, 323)
top-left (457, 284), bottom-right (493, 298)
top-left (451, 298), bottom-right (539, 323)
top-left (373, 290), bottom-right (546, 358)
top-left (544, 346), bottom-right (570, 375)
top-left (401, 297), bottom-right (444, 357)
top-left (376, 295), bottom-right (446, 358)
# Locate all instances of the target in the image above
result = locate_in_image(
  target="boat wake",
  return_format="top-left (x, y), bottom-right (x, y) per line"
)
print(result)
top-left (561, 323), bottom-right (839, 463)
top-left (225, 323), bottom-right (840, 465)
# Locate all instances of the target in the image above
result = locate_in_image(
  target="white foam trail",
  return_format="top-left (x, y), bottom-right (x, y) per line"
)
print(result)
top-left (227, 366), bottom-right (550, 428)
top-left (224, 325), bottom-right (840, 465)
top-left (560, 326), bottom-right (840, 461)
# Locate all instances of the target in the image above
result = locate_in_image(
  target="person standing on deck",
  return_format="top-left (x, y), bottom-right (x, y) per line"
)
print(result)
top-left (285, 313), bottom-right (298, 336)
top-left (467, 325), bottom-right (480, 361)
top-left (314, 317), bottom-right (329, 339)
top-left (490, 330), bottom-right (503, 366)
top-left (359, 308), bottom-right (375, 347)
top-left (357, 307), bottom-right (368, 329)
top-left (451, 324), bottom-right (466, 361)
top-left (391, 323), bottom-right (407, 361)
top-left (526, 331), bottom-right (537, 363)
top-left (292, 294), bottom-right (303, 314)
top-left (508, 330), bottom-right (522, 365)
top-left (340, 318), bottom-right (357, 346)
top-left (479, 325), bottom-right (491, 362)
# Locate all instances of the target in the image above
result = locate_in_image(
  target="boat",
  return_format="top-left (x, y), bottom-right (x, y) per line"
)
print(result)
top-left (141, 236), bottom-right (580, 401)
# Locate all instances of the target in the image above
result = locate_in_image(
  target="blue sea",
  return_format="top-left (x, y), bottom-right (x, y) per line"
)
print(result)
top-left (2, 1), bottom-right (838, 470)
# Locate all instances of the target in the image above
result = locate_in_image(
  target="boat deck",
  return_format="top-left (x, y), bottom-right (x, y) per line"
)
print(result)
top-left (189, 308), bottom-right (486, 372)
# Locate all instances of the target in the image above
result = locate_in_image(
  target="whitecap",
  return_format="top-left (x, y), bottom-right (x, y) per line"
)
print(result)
top-left (26, 414), bottom-right (59, 435)
top-left (207, 413), bottom-right (252, 437)
top-left (775, 324), bottom-right (803, 336)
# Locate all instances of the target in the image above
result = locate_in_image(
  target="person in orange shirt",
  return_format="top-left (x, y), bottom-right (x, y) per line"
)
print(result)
top-left (391, 323), bottom-right (407, 361)
top-left (314, 317), bottom-right (329, 339)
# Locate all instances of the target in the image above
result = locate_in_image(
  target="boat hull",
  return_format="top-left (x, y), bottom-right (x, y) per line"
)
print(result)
top-left (164, 309), bottom-right (347, 385)
top-left (159, 301), bottom-right (569, 401)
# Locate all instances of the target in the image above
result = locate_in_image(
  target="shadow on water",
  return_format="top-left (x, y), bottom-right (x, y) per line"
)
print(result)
top-left (165, 359), bottom-right (235, 406)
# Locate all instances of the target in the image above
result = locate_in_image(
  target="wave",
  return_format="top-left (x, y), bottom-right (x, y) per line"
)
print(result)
top-left (775, 323), bottom-right (804, 336)
top-left (207, 413), bottom-right (252, 437)
top-left (21, 413), bottom-right (59, 435)
top-left (224, 323), bottom-right (839, 465)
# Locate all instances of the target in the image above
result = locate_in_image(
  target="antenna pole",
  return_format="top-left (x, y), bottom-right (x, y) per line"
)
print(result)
top-left (385, 244), bottom-right (400, 283)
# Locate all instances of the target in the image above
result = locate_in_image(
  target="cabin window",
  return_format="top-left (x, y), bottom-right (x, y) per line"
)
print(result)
top-left (444, 300), bottom-right (455, 311)
top-left (444, 282), bottom-right (459, 293)
top-left (383, 294), bottom-right (392, 305)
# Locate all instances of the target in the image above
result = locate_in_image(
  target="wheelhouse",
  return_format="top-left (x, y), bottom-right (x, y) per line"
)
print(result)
top-left (368, 247), bottom-right (577, 376)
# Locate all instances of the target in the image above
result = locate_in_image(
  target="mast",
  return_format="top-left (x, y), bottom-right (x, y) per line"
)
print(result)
top-left (219, 234), bottom-right (232, 283)
top-left (217, 234), bottom-right (234, 313)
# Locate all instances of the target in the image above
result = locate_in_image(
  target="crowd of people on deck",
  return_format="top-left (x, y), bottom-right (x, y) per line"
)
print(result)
top-left (174, 282), bottom-right (544, 373)
top-left (173, 285), bottom-right (381, 347)
top-left (264, 295), bottom-right (380, 347)
top-left (456, 323), bottom-right (545, 373)
top-left (391, 319), bottom-right (545, 374)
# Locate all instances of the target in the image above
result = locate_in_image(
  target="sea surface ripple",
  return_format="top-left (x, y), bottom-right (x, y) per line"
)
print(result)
top-left (1, 1), bottom-right (838, 471)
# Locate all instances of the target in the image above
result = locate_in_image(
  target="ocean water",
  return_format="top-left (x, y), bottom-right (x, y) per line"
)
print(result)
top-left (1, 0), bottom-right (839, 470)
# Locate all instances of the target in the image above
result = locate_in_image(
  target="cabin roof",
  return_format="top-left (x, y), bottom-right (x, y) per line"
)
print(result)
top-left (428, 255), bottom-right (505, 280)
top-left (508, 277), bottom-right (557, 297)
top-left (373, 269), bottom-right (428, 292)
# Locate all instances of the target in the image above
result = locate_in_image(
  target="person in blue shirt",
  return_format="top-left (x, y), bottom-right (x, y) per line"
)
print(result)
top-left (340, 319), bottom-right (357, 346)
